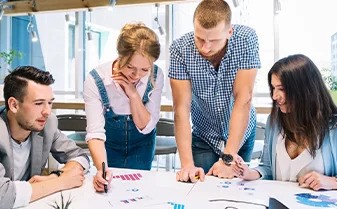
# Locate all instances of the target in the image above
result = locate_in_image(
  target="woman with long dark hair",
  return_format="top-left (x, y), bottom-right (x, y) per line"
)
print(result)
top-left (234, 54), bottom-right (337, 191)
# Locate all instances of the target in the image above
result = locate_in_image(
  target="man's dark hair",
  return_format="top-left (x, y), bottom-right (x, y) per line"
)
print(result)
top-left (3, 66), bottom-right (55, 109)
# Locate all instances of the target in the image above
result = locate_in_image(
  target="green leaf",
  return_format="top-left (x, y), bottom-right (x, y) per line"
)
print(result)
top-left (48, 192), bottom-right (73, 209)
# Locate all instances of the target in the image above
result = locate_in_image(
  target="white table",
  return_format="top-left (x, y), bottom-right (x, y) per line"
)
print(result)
top-left (23, 168), bottom-right (337, 209)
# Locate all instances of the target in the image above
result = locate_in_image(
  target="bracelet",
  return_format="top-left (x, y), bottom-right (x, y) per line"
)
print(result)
top-left (50, 170), bottom-right (64, 177)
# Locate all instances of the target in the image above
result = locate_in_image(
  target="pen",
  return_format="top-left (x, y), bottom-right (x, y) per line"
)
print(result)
top-left (186, 175), bottom-right (200, 183)
top-left (102, 162), bottom-right (108, 193)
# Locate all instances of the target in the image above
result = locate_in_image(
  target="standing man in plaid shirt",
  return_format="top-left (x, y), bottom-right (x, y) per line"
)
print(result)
top-left (169, 0), bottom-right (261, 182)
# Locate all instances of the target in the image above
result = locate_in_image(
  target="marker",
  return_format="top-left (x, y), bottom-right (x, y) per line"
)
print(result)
top-left (186, 175), bottom-right (199, 183)
top-left (102, 162), bottom-right (108, 193)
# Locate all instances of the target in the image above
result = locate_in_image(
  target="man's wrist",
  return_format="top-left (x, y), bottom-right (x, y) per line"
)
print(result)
top-left (219, 152), bottom-right (234, 166)
top-left (50, 170), bottom-right (64, 177)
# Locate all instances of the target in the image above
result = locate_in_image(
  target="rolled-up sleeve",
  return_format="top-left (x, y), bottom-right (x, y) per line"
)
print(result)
top-left (68, 157), bottom-right (90, 172)
top-left (83, 74), bottom-right (107, 142)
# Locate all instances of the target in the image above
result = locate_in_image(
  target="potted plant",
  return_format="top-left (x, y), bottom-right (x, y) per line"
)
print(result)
top-left (0, 49), bottom-right (22, 98)
top-left (322, 67), bottom-right (337, 104)
top-left (49, 192), bottom-right (73, 209)
top-left (0, 49), bottom-right (22, 81)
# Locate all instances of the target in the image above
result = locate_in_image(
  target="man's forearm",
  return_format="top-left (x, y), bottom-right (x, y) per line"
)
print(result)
top-left (224, 101), bottom-right (251, 154)
top-left (30, 178), bottom-right (66, 202)
top-left (174, 112), bottom-right (194, 167)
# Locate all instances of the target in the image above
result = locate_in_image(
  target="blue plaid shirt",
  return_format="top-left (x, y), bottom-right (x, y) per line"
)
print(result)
top-left (169, 24), bottom-right (261, 155)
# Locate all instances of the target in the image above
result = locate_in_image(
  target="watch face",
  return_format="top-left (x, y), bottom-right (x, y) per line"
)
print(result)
top-left (221, 153), bottom-right (233, 165)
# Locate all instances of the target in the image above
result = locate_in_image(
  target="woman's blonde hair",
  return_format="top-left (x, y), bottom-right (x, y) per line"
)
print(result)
top-left (116, 22), bottom-right (160, 86)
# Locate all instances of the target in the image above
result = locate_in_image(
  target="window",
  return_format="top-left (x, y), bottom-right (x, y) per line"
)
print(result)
top-left (3, 1), bottom-right (337, 104)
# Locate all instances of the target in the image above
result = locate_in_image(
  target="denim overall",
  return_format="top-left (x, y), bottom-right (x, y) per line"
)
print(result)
top-left (89, 66), bottom-right (158, 170)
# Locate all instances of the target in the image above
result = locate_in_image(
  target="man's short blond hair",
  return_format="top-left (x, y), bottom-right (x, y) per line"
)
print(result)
top-left (193, 0), bottom-right (232, 29)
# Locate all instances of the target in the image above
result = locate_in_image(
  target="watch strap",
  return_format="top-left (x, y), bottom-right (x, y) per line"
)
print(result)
top-left (50, 170), bottom-right (63, 177)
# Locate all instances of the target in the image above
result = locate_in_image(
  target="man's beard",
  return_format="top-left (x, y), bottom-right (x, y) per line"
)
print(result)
top-left (18, 120), bottom-right (43, 132)
top-left (202, 43), bottom-right (228, 62)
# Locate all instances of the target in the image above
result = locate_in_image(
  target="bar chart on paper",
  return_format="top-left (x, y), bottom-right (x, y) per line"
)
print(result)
top-left (113, 173), bottom-right (143, 181)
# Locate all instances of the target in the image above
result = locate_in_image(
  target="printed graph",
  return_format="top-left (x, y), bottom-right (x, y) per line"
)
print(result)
top-left (295, 193), bottom-right (337, 208)
top-left (168, 202), bottom-right (185, 209)
top-left (113, 173), bottom-right (143, 181)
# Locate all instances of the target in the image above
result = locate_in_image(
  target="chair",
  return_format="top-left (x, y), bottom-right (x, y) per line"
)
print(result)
top-left (251, 121), bottom-right (266, 160)
top-left (47, 114), bottom-right (88, 172)
top-left (56, 114), bottom-right (88, 150)
top-left (155, 118), bottom-right (177, 171)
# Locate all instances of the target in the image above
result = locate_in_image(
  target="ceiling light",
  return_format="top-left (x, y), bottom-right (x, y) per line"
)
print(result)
top-left (232, 0), bottom-right (239, 7)
top-left (65, 14), bottom-right (70, 22)
top-left (87, 8), bottom-right (93, 41)
top-left (154, 3), bottom-right (164, 36)
top-left (27, 13), bottom-right (39, 42)
top-left (108, 0), bottom-right (116, 11)
top-left (274, 0), bottom-right (281, 14)
top-left (31, 31), bottom-right (38, 42)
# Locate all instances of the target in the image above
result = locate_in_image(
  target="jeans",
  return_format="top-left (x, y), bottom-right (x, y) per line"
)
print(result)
top-left (105, 111), bottom-right (156, 170)
top-left (192, 127), bottom-right (256, 173)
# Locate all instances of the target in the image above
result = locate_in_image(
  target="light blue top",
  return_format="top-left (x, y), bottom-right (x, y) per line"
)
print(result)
top-left (255, 116), bottom-right (337, 180)
top-left (169, 24), bottom-right (261, 154)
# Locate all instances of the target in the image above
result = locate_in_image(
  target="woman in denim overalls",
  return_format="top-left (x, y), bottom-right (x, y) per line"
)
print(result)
top-left (83, 23), bottom-right (163, 192)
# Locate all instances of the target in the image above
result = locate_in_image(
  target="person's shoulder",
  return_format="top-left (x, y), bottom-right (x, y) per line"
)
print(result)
top-left (0, 109), bottom-right (9, 133)
top-left (154, 64), bottom-right (163, 73)
top-left (171, 32), bottom-right (194, 49)
top-left (96, 61), bottom-right (113, 70)
top-left (86, 61), bottom-right (113, 80)
top-left (44, 113), bottom-right (58, 133)
top-left (0, 116), bottom-right (8, 133)
top-left (232, 24), bottom-right (257, 37)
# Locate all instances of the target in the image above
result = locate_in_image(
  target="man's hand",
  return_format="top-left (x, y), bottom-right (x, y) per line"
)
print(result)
top-left (28, 174), bottom-right (57, 183)
top-left (207, 159), bottom-right (235, 179)
top-left (59, 165), bottom-right (85, 189)
top-left (176, 166), bottom-right (205, 183)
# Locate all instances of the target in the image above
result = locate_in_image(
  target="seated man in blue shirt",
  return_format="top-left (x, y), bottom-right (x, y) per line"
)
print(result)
top-left (0, 66), bottom-right (90, 209)
top-left (169, 0), bottom-right (261, 182)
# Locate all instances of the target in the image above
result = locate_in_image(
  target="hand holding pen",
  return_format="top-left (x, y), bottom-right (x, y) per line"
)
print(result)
top-left (102, 162), bottom-right (108, 193)
top-left (93, 162), bottom-right (112, 193)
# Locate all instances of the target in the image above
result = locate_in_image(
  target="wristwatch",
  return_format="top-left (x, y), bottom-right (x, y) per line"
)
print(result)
top-left (220, 152), bottom-right (233, 166)
top-left (50, 170), bottom-right (64, 177)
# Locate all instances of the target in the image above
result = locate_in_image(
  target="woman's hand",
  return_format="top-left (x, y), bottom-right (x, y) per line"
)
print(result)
top-left (232, 156), bottom-right (250, 179)
top-left (298, 171), bottom-right (337, 191)
top-left (112, 73), bottom-right (138, 99)
top-left (93, 169), bottom-right (113, 192)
